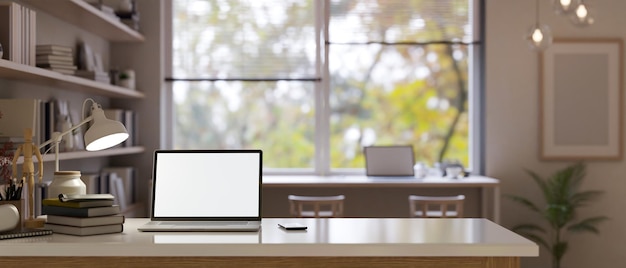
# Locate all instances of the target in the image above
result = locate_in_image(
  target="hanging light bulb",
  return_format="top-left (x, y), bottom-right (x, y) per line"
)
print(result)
top-left (552, 0), bottom-right (580, 15)
top-left (526, 24), bottom-right (553, 51)
top-left (569, 1), bottom-right (594, 27)
top-left (527, 0), bottom-right (553, 51)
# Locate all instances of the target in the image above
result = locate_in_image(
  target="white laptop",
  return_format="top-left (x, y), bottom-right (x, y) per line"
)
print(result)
top-left (138, 149), bottom-right (262, 232)
top-left (364, 145), bottom-right (415, 177)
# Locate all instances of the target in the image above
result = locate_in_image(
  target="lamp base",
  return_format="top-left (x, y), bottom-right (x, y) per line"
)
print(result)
top-left (24, 218), bottom-right (46, 229)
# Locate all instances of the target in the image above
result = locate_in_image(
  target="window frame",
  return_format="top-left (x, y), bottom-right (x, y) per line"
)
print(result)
top-left (163, 0), bottom-right (485, 176)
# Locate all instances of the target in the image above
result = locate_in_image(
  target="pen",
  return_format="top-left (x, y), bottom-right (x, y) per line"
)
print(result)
top-left (14, 179), bottom-right (23, 200)
top-left (6, 180), bottom-right (13, 201)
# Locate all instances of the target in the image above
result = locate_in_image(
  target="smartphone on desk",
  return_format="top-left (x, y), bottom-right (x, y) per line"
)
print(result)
top-left (278, 223), bottom-right (307, 230)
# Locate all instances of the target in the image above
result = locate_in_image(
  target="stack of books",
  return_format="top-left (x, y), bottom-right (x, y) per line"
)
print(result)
top-left (35, 45), bottom-right (77, 75)
top-left (42, 194), bottom-right (124, 236)
top-left (74, 70), bottom-right (111, 83)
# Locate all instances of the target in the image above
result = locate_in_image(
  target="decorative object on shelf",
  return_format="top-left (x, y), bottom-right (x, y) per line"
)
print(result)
top-left (118, 69), bottom-right (136, 90)
top-left (35, 98), bottom-right (129, 200)
top-left (505, 162), bottom-right (608, 268)
top-left (117, 0), bottom-right (133, 13)
top-left (527, 0), bottom-right (552, 51)
top-left (10, 128), bottom-right (44, 228)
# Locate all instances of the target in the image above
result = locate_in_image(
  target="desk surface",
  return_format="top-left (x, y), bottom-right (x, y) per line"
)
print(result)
top-left (262, 175), bottom-right (499, 188)
top-left (0, 218), bottom-right (536, 257)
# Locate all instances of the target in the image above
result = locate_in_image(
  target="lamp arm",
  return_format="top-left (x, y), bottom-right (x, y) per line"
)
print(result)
top-left (38, 115), bottom-right (94, 150)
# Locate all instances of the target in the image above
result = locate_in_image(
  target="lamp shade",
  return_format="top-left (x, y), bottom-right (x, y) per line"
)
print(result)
top-left (84, 107), bottom-right (129, 151)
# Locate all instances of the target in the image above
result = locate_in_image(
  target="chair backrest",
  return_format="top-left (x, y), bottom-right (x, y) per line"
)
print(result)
top-left (408, 195), bottom-right (465, 218)
top-left (288, 195), bottom-right (345, 218)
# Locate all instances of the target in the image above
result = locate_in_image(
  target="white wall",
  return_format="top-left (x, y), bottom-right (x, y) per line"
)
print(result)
top-left (486, 0), bottom-right (626, 267)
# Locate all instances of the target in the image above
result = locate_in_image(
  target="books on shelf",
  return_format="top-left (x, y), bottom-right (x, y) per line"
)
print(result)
top-left (0, 98), bottom-right (38, 139)
top-left (35, 54), bottom-right (73, 63)
top-left (35, 44), bottom-right (77, 75)
top-left (103, 109), bottom-right (137, 147)
top-left (101, 167), bottom-right (135, 206)
top-left (0, 2), bottom-right (36, 65)
top-left (74, 70), bottom-right (110, 84)
top-left (44, 223), bottom-right (123, 236)
top-left (46, 214), bottom-right (124, 227)
top-left (0, 227), bottom-right (52, 240)
top-left (36, 44), bottom-right (73, 55)
top-left (42, 204), bottom-right (121, 217)
top-left (81, 172), bottom-right (100, 194)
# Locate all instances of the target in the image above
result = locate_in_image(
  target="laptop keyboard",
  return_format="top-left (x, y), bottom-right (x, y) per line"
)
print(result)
top-left (160, 221), bottom-right (249, 226)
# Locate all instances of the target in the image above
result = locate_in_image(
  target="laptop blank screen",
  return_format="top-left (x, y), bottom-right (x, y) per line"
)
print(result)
top-left (151, 150), bottom-right (261, 219)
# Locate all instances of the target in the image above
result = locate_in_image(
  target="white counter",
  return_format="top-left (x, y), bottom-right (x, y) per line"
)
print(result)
top-left (0, 218), bottom-right (536, 257)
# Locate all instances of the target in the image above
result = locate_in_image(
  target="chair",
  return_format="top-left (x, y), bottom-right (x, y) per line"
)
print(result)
top-left (408, 195), bottom-right (465, 218)
top-left (288, 195), bottom-right (345, 218)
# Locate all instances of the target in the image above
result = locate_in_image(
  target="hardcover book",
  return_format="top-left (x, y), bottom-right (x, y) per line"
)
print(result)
top-left (35, 54), bottom-right (73, 62)
top-left (36, 44), bottom-right (73, 53)
top-left (0, 2), bottom-right (22, 62)
top-left (42, 198), bottom-right (114, 208)
top-left (46, 214), bottom-right (124, 227)
top-left (44, 223), bottom-right (123, 236)
top-left (42, 205), bottom-right (120, 217)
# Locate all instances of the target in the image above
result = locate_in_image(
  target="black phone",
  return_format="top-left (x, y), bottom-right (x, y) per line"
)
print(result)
top-left (278, 223), bottom-right (307, 230)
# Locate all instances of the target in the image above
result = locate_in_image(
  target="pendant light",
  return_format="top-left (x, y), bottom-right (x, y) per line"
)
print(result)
top-left (552, 0), bottom-right (580, 15)
top-left (526, 0), bottom-right (553, 51)
top-left (569, 0), bottom-right (594, 27)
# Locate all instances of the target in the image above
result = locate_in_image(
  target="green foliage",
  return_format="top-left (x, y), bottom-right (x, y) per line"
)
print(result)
top-left (172, 0), bottom-right (471, 168)
top-left (506, 162), bottom-right (608, 268)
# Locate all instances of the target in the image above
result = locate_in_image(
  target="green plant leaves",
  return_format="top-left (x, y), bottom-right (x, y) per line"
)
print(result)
top-left (506, 162), bottom-right (607, 268)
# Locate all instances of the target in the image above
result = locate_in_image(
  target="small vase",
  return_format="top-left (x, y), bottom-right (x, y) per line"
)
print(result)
top-left (48, 171), bottom-right (86, 199)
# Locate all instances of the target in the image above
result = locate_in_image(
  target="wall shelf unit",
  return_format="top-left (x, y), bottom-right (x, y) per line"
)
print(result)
top-left (21, 0), bottom-right (144, 42)
top-left (15, 146), bottom-right (145, 164)
top-left (0, 59), bottom-right (144, 99)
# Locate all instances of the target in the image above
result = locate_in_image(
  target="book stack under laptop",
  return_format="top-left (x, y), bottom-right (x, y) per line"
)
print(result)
top-left (35, 45), bottom-right (77, 75)
top-left (42, 194), bottom-right (124, 236)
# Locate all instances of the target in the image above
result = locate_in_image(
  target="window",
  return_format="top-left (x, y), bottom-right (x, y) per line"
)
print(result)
top-left (167, 0), bottom-right (482, 174)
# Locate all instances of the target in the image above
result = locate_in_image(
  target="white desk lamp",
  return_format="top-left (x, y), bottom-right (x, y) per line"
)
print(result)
top-left (38, 98), bottom-right (129, 171)
top-left (12, 98), bottom-right (128, 228)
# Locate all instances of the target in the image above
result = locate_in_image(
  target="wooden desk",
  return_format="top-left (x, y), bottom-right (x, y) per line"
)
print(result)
top-left (263, 175), bottom-right (501, 223)
top-left (0, 218), bottom-right (536, 268)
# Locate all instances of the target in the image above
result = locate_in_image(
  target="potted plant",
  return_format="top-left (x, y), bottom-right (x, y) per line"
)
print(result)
top-left (506, 162), bottom-right (608, 268)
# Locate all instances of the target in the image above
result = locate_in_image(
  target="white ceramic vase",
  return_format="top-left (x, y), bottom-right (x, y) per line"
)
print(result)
top-left (48, 171), bottom-right (86, 199)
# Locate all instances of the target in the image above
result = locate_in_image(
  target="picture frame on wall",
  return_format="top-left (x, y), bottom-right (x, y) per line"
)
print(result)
top-left (540, 38), bottom-right (623, 160)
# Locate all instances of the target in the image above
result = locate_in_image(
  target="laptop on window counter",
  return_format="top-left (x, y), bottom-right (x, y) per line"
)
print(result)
top-left (138, 149), bottom-right (262, 232)
top-left (364, 145), bottom-right (415, 177)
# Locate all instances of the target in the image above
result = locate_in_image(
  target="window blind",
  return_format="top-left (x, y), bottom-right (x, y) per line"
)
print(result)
top-left (328, 0), bottom-right (475, 44)
top-left (172, 0), bottom-right (317, 79)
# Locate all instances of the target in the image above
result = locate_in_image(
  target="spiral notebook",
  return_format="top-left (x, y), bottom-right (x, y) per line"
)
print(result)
top-left (0, 228), bottom-right (52, 240)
